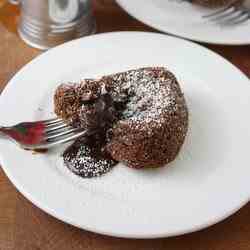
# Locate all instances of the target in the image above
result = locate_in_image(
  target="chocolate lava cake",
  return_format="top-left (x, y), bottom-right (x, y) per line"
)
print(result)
top-left (54, 67), bottom-right (188, 169)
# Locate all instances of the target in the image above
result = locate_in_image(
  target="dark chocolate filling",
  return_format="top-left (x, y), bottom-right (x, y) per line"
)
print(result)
top-left (63, 92), bottom-right (122, 178)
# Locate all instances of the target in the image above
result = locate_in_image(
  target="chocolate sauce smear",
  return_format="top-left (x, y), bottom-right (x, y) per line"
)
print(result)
top-left (63, 132), bottom-right (117, 178)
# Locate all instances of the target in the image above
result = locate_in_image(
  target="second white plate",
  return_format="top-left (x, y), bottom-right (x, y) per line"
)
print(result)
top-left (117, 0), bottom-right (250, 45)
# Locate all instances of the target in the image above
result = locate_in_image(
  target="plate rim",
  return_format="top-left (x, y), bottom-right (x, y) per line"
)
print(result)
top-left (0, 31), bottom-right (250, 239)
top-left (1, 160), bottom-right (250, 239)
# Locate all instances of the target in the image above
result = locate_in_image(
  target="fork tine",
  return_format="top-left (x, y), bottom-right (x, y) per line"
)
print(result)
top-left (46, 124), bottom-right (73, 136)
top-left (228, 13), bottom-right (250, 25)
top-left (43, 118), bottom-right (62, 125)
top-left (45, 127), bottom-right (80, 140)
top-left (203, 2), bottom-right (237, 18)
top-left (45, 130), bottom-right (82, 143)
top-left (41, 129), bottom-right (91, 148)
top-left (21, 129), bottom-right (89, 149)
top-left (45, 120), bottom-right (65, 128)
top-left (44, 123), bottom-right (73, 136)
top-left (48, 129), bottom-right (90, 144)
top-left (45, 123), bottom-right (70, 133)
top-left (220, 10), bottom-right (248, 23)
top-left (209, 9), bottom-right (236, 21)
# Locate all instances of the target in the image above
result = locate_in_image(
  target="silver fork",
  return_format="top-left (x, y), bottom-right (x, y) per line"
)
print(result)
top-left (0, 118), bottom-right (90, 150)
top-left (203, 0), bottom-right (250, 25)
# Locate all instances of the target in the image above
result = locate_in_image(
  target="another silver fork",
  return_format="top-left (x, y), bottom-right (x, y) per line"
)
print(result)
top-left (0, 118), bottom-right (90, 150)
top-left (203, 0), bottom-right (250, 25)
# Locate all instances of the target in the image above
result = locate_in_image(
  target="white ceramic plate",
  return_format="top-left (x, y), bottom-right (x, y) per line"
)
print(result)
top-left (0, 32), bottom-right (250, 239)
top-left (116, 0), bottom-right (250, 45)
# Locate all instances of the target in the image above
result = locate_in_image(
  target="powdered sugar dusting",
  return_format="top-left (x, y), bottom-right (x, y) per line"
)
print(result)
top-left (106, 67), bottom-right (186, 133)
top-left (63, 135), bottom-right (117, 178)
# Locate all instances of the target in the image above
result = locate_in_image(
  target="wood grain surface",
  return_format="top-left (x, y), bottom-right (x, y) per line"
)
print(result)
top-left (0, 1), bottom-right (250, 249)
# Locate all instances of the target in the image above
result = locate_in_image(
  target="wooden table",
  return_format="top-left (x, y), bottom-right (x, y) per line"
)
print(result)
top-left (0, 1), bottom-right (250, 249)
